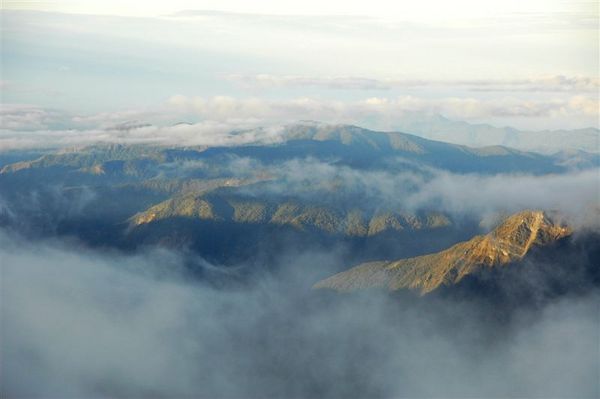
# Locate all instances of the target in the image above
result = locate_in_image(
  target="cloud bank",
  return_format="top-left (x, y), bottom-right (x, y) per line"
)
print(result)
top-left (1, 94), bottom-right (598, 151)
top-left (403, 168), bottom-right (600, 227)
top-left (1, 229), bottom-right (598, 398)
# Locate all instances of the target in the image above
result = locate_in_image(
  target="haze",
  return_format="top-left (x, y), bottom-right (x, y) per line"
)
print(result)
top-left (1, 2), bottom-right (598, 398)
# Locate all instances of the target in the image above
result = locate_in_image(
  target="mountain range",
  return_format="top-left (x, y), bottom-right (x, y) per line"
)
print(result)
top-left (0, 123), bottom-right (598, 284)
top-left (386, 113), bottom-right (600, 154)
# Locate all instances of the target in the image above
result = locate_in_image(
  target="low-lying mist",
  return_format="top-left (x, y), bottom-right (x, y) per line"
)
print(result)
top-left (2, 229), bottom-right (598, 398)
top-left (234, 159), bottom-right (599, 228)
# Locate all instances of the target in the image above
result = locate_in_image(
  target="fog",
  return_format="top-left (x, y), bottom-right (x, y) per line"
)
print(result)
top-left (1, 229), bottom-right (598, 398)
top-left (234, 158), bottom-right (599, 227)
top-left (0, 119), bottom-right (287, 152)
top-left (403, 168), bottom-right (600, 227)
top-left (1, 153), bottom-right (598, 241)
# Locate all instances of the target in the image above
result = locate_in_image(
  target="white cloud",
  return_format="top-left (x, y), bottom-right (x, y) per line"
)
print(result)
top-left (0, 122), bottom-right (287, 151)
top-left (227, 74), bottom-right (600, 92)
top-left (1, 94), bottom-right (598, 151)
top-left (235, 159), bottom-right (600, 229)
top-left (166, 94), bottom-right (599, 122)
top-left (0, 104), bottom-right (70, 131)
top-left (8, 1), bottom-right (596, 24)
top-left (403, 169), bottom-right (600, 228)
top-left (227, 74), bottom-right (392, 90)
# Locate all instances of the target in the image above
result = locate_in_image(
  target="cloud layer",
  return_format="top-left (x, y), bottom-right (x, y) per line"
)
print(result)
top-left (2, 8), bottom-right (598, 132)
top-left (234, 159), bottom-right (600, 228)
top-left (2, 229), bottom-right (598, 398)
top-left (228, 74), bottom-right (600, 92)
top-left (166, 94), bottom-right (600, 121)
top-left (1, 94), bottom-right (598, 151)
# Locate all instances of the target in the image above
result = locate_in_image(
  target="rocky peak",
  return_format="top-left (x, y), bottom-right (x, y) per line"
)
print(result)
top-left (490, 210), bottom-right (571, 258)
top-left (313, 210), bottom-right (573, 294)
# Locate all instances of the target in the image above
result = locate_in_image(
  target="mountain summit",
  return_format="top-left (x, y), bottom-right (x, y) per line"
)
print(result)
top-left (314, 210), bottom-right (572, 294)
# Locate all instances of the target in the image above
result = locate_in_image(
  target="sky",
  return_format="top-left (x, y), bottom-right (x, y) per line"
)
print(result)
top-left (1, 0), bottom-right (599, 131)
top-left (4, 0), bottom-right (596, 19)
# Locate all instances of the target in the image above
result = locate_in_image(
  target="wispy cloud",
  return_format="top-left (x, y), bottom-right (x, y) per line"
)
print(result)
top-left (0, 104), bottom-right (70, 131)
top-left (228, 74), bottom-right (600, 92)
top-left (227, 74), bottom-right (392, 90)
top-left (0, 121), bottom-right (283, 151)
top-left (165, 94), bottom-right (599, 122)
top-left (232, 158), bottom-right (600, 228)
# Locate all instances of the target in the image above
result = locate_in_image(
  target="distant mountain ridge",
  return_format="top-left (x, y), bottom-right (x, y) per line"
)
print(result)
top-left (387, 114), bottom-right (599, 154)
top-left (0, 123), bottom-right (583, 177)
top-left (314, 210), bottom-right (572, 294)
